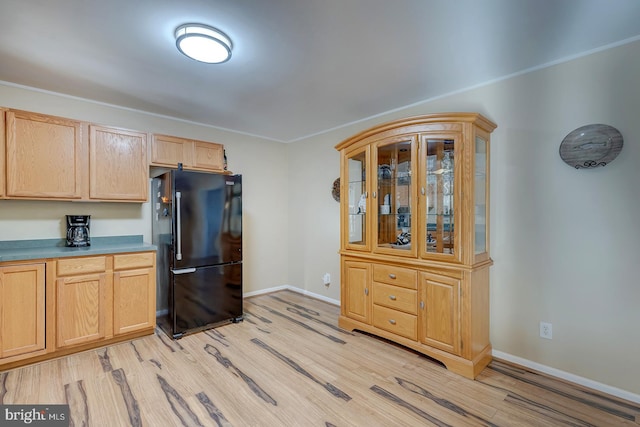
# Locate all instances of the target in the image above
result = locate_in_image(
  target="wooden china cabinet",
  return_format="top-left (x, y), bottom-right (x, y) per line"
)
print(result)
top-left (336, 113), bottom-right (496, 379)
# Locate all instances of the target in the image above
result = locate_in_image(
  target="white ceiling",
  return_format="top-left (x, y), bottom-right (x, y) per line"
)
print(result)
top-left (1, 0), bottom-right (640, 143)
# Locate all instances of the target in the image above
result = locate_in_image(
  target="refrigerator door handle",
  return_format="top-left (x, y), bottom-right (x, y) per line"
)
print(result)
top-left (171, 267), bottom-right (196, 275)
top-left (176, 191), bottom-right (182, 261)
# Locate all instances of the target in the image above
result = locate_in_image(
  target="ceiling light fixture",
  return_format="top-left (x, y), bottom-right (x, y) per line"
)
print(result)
top-left (175, 23), bottom-right (232, 64)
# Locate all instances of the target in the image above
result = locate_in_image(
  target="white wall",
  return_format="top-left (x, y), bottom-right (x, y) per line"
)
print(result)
top-left (0, 84), bottom-right (289, 293)
top-left (288, 40), bottom-right (640, 396)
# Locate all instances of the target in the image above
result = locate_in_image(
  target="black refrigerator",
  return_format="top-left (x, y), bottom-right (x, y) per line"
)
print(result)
top-left (152, 170), bottom-right (243, 339)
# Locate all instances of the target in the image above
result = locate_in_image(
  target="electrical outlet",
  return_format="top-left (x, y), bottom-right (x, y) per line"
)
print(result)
top-left (539, 322), bottom-right (553, 340)
top-left (323, 273), bottom-right (331, 286)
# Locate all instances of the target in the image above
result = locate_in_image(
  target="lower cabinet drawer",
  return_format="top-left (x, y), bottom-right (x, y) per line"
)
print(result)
top-left (372, 282), bottom-right (417, 314)
top-left (373, 305), bottom-right (417, 340)
top-left (57, 256), bottom-right (107, 276)
top-left (113, 252), bottom-right (155, 270)
top-left (372, 264), bottom-right (417, 289)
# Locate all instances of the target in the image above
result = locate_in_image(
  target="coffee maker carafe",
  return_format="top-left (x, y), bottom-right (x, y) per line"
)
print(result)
top-left (66, 215), bottom-right (90, 247)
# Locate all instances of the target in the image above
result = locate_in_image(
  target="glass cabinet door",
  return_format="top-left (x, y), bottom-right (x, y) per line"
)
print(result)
top-left (474, 135), bottom-right (488, 257)
top-left (345, 148), bottom-right (369, 249)
top-left (375, 137), bottom-right (416, 254)
top-left (422, 137), bottom-right (457, 259)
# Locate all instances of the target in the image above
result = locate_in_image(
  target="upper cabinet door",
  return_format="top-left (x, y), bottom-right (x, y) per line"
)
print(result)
top-left (6, 110), bottom-right (83, 199)
top-left (419, 134), bottom-right (462, 263)
top-left (0, 109), bottom-right (5, 198)
top-left (343, 146), bottom-right (370, 252)
top-left (89, 125), bottom-right (148, 201)
top-left (192, 140), bottom-right (224, 171)
top-left (150, 134), bottom-right (193, 168)
top-left (374, 135), bottom-right (418, 257)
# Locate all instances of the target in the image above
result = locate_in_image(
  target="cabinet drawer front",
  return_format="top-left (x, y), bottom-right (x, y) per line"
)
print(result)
top-left (372, 305), bottom-right (417, 340)
top-left (372, 283), bottom-right (417, 314)
top-left (57, 256), bottom-right (107, 276)
top-left (373, 264), bottom-right (417, 289)
top-left (113, 252), bottom-right (155, 270)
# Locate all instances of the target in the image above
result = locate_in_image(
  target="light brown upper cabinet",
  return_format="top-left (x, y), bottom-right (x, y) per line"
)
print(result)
top-left (5, 110), bottom-right (83, 199)
top-left (0, 109), bottom-right (5, 198)
top-left (1, 108), bottom-right (150, 202)
top-left (192, 140), bottom-right (224, 171)
top-left (150, 134), bottom-right (193, 167)
top-left (150, 134), bottom-right (225, 172)
top-left (89, 125), bottom-right (148, 201)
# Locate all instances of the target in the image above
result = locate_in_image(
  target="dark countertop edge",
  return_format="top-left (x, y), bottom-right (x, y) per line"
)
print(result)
top-left (0, 235), bottom-right (157, 262)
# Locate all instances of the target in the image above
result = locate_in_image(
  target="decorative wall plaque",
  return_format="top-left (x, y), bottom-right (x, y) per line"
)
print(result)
top-left (332, 178), bottom-right (340, 202)
top-left (559, 124), bottom-right (623, 169)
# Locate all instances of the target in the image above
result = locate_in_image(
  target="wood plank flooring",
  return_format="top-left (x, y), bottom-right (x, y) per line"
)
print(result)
top-left (1, 290), bottom-right (638, 426)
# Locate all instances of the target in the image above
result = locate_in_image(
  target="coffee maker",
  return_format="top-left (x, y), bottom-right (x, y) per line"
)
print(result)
top-left (66, 215), bottom-right (90, 247)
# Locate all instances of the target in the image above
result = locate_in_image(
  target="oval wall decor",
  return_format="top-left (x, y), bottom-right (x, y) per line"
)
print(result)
top-left (331, 178), bottom-right (340, 202)
top-left (559, 124), bottom-right (623, 169)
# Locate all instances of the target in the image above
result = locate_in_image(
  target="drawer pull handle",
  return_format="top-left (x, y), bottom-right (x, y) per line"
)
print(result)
top-left (389, 319), bottom-right (396, 325)
top-left (389, 295), bottom-right (396, 300)
top-left (389, 274), bottom-right (396, 279)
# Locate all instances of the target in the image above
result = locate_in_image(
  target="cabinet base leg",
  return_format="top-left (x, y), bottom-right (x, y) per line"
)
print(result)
top-left (338, 315), bottom-right (492, 380)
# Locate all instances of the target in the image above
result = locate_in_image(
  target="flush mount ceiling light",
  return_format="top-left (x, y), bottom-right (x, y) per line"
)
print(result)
top-left (175, 23), bottom-right (232, 64)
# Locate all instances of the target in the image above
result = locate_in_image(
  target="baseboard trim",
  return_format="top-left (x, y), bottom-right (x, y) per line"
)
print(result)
top-left (492, 350), bottom-right (640, 404)
top-left (244, 285), bottom-right (340, 306)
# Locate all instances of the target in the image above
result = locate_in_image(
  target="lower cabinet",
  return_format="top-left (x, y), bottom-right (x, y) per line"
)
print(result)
top-left (342, 260), bottom-right (371, 324)
top-left (0, 263), bottom-right (46, 360)
top-left (339, 257), bottom-right (491, 379)
top-left (113, 252), bottom-right (156, 335)
top-left (55, 256), bottom-right (108, 348)
top-left (56, 272), bottom-right (107, 348)
top-left (419, 271), bottom-right (460, 355)
top-left (0, 251), bottom-right (156, 370)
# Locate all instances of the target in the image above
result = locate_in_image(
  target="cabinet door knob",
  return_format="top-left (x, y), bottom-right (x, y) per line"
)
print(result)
top-left (389, 295), bottom-right (396, 300)
top-left (420, 301), bottom-right (425, 310)
top-left (372, 191), bottom-right (377, 198)
top-left (389, 274), bottom-right (396, 279)
top-left (388, 319), bottom-right (396, 325)
top-left (364, 288), bottom-right (369, 296)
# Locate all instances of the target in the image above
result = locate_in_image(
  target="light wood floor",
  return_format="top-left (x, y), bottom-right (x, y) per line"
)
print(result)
top-left (1, 290), bottom-right (638, 426)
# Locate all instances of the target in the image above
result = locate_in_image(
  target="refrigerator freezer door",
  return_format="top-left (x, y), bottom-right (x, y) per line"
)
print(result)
top-left (173, 171), bottom-right (242, 269)
top-left (170, 263), bottom-right (243, 337)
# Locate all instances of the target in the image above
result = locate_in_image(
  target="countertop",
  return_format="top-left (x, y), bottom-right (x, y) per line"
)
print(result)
top-left (0, 235), bottom-right (156, 262)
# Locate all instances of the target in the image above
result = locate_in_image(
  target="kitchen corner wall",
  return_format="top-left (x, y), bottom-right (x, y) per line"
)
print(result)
top-left (288, 40), bottom-right (640, 397)
top-left (0, 84), bottom-right (289, 294)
